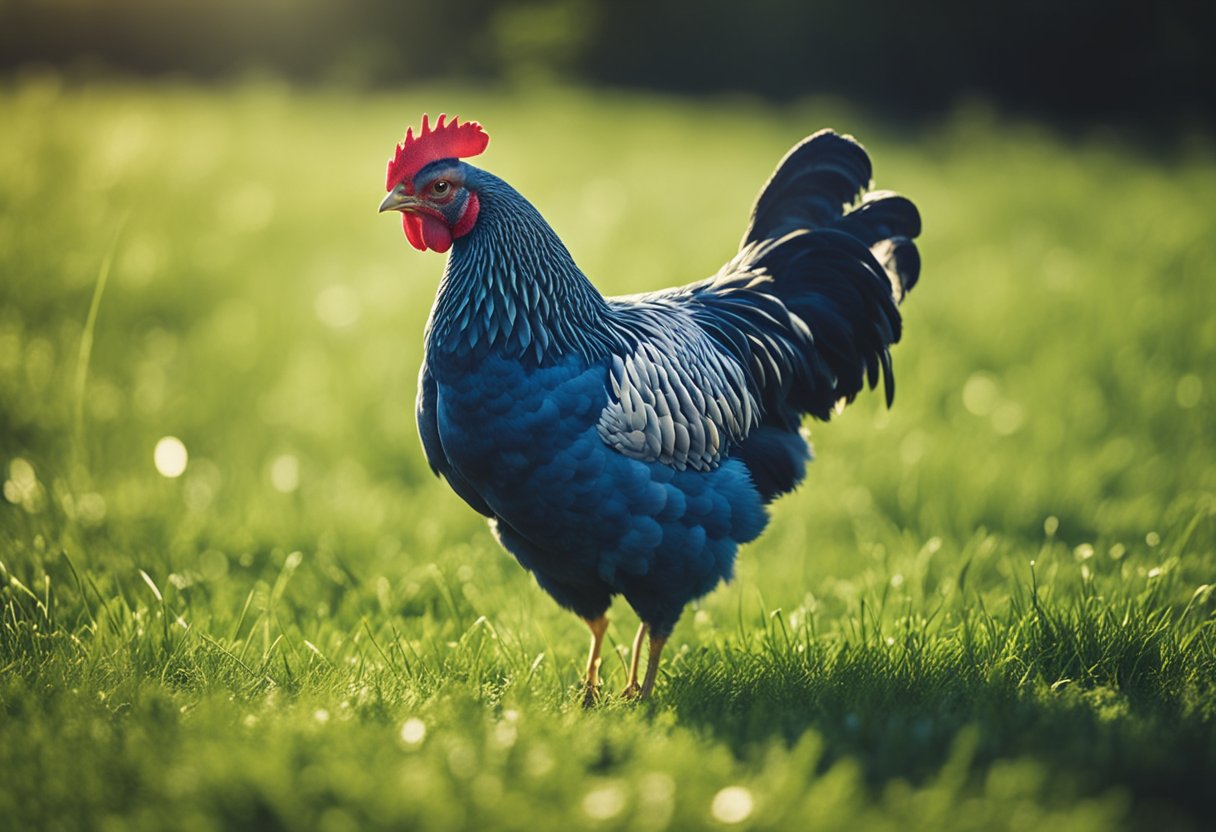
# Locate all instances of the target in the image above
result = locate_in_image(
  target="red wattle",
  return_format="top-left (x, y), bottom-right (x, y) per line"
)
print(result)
top-left (401, 212), bottom-right (452, 253)
top-left (402, 213), bottom-right (426, 251)
top-left (419, 213), bottom-right (452, 253)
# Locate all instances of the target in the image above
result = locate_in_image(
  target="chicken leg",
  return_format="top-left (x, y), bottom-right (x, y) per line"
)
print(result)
top-left (582, 615), bottom-right (609, 707)
top-left (638, 633), bottom-right (667, 700)
top-left (621, 622), bottom-right (648, 698)
top-left (621, 624), bottom-right (666, 700)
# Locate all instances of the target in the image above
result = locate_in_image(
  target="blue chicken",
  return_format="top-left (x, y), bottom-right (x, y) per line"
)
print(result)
top-left (379, 115), bottom-right (920, 701)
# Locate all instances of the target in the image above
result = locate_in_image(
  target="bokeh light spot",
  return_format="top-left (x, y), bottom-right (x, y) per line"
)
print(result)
top-left (1044, 516), bottom-right (1060, 537)
top-left (400, 718), bottom-right (426, 746)
top-left (638, 772), bottom-right (676, 827)
top-left (962, 372), bottom-right (999, 416)
top-left (154, 436), bottom-right (189, 478)
top-left (76, 492), bottom-right (107, 526)
top-left (220, 182), bottom-right (275, 233)
top-left (8, 457), bottom-right (36, 491)
top-left (991, 400), bottom-right (1025, 435)
top-left (711, 786), bottom-right (754, 824)
top-left (582, 783), bottom-right (626, 821)
top-left (199, 549), bottom-right (229, 581)
top-left (1176, 374), bottom-right (1202, 408)
top-left (270, 454), bottom-right (301, 493)
top-left (3, 457), bottom-right (46, 513)
top-left (315, 285), bottom-right (361, 329)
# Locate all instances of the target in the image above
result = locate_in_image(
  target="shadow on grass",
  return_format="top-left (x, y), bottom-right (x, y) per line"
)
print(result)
top-left (663, 605), bottom-right (1216, 829)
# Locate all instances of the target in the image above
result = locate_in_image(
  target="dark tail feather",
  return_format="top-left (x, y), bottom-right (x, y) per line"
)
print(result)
top-left (742, 130), bottom-right (872, 247)
top-left (694, 129), bottom-right (920, 425)
top-left (743, 130), bottom-right (920, 303)
top-left (831, 191), bottom-right (922, 299)
top-left (753, 229), bottom-right (904, 417)
top-left (688, 128), bottom-right (919, 443)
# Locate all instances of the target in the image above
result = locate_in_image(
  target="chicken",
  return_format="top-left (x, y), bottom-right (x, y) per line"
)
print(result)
top-left (378, 114), bottom-right (921, 701)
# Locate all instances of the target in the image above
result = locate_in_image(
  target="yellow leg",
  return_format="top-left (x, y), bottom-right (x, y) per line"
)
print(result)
top-left (582, 616), bottom-right (609, 707)
top-left (621, 622), bottom-right (648, 698)
top-left (638, 633), bottom-right (667, 700)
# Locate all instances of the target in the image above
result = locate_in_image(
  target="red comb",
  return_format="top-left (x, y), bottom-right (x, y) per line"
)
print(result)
top-left (386, 114), bottom-right (489, 192)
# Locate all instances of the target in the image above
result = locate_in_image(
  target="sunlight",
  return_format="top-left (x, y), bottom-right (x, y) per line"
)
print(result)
top-left (153, 436), bottom-right (188, 478)
top-left (582, 783), bottom-right (626, 821)
top-left (315, 284), bottom-right (361, 329)
top-left (399, 718), bottom-right (426, 746)
top-left (711, 786), bottom-right (754, 824)
top-left (269, 453), bottom-right (300, 493)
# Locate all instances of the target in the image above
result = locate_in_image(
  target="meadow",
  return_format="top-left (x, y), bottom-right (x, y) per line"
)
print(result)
top-left (1, 77), bottom-right (1214, 831)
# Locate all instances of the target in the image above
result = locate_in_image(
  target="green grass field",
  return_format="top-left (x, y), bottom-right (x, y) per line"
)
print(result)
top-left (2, 77), bottom-right (1214, 831)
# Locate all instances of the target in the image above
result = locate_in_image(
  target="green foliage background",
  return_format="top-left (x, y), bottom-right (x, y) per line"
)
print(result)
top-left (3, 0), bottom-right (1213, 126)
top-left (1, 78), bottom-right (1214, 830)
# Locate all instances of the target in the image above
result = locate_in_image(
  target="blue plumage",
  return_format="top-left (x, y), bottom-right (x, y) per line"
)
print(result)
top-left (387, 123), bottom-right (920, 697)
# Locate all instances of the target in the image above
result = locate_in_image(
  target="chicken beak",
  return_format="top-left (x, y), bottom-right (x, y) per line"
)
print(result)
top-left (379, 183), bottom-right (416, 213)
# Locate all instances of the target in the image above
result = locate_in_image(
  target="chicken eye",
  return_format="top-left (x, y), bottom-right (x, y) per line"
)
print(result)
top-left (431, 180), bottom-right (450, 196)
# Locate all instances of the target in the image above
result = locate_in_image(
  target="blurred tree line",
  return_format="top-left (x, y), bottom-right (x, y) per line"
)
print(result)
top-left (2, 0), bottom-right (1212, 126)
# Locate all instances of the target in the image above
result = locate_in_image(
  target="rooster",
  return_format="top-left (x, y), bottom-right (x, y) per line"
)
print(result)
top-left (379, 114), bottom-right (920, 701)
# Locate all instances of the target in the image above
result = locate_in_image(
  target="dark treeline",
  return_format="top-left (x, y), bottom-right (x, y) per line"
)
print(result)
top-left (2, 0), bottom-right (1212, 126)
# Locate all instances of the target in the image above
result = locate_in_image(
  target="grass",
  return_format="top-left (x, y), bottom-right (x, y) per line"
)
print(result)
top-left (1, 75), bottom-right (1215, 831)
